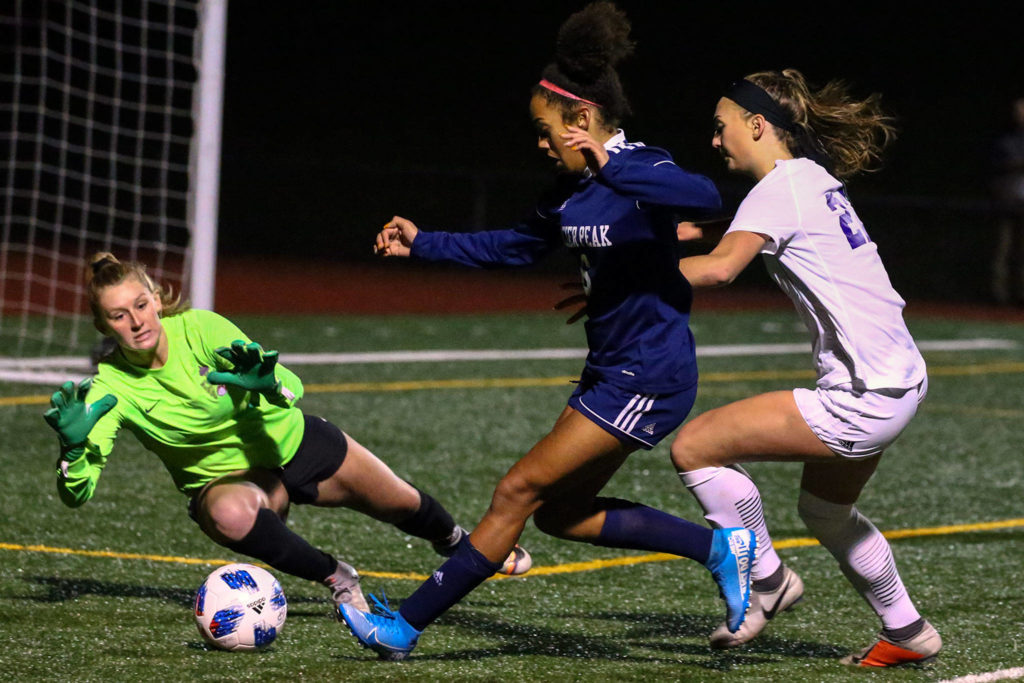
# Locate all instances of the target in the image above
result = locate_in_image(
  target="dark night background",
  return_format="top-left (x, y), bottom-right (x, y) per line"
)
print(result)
top-left (217, 2), bottom-right (1023, 302)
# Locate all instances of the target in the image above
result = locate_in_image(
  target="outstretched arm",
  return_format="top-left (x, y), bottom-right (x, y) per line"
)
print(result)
top-left (43, 378), bottom-right (120, 507)
top-left (374, 214), bottom-right (557, 269)
top-left (679, 230), bottom-right (768, 288)
top-left (43, 378), bottom-right (118, 454)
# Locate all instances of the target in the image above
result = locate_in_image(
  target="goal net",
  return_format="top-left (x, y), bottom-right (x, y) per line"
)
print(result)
top-left (0, 0), bottom-right (223, 384)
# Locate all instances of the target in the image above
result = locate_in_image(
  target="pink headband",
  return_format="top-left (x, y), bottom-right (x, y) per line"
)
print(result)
top-left (538, 79), bottom-right (602, 108)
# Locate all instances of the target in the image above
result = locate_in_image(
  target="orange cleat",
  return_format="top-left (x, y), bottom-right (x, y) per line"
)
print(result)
top-left (842, 620), bottom-right (942, 667)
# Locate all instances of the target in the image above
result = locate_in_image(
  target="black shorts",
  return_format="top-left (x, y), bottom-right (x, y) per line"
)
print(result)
top-left (187, 413), bottom-right (348, 520)
top-left (280, 414), bottom-right (348, 503)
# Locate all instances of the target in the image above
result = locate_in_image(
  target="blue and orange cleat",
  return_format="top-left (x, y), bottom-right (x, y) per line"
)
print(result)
top-left (841, 620), bottom-right (942, 667)
top-left (705, 527), bottom-right (757, 633)
top-left (337, 593), bottom-right (421, 661)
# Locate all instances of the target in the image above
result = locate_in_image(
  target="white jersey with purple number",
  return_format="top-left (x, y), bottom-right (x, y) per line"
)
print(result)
top-left (726, 158), bottom-right (925, 390)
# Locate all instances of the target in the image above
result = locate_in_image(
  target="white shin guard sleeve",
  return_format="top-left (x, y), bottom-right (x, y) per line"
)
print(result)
top-left (679, 466), bottom-right (782, 581)
top-left (797, 489), bottom-right (921, 630)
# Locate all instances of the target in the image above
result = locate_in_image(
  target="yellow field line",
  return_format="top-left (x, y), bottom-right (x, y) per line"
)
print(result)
top-left (926, 361), bottom-right (1024, 376)
top-left (922, 403), bottom-right (1024, 419)
top-left (879, 517), bottom-right (1024, 539)
top-left (515, 517), bottom-right (1024, 577)
top-left (4, 517), bottom-right (1022, 581)
top-left (4, 360), bottom-right (1023, 407)
top-left (0, 394), bottom-right (49, 406)
top-left (0, 542), bottom-right (427, 581)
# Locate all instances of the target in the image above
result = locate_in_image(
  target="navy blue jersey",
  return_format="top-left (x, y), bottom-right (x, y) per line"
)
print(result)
top-left (411, 133), bottom-right (722, 393)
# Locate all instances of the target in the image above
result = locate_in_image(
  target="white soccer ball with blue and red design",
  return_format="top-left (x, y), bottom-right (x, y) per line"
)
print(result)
top-left (194, 563), bottom-right (287, 651)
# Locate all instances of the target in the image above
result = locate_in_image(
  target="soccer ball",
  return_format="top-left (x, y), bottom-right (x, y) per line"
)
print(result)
top-left (194, 563), bottom-right (287, 651)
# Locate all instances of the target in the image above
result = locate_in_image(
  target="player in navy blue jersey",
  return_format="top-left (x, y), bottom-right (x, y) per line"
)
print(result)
top-left (337, 2), bottom-right (756, 660)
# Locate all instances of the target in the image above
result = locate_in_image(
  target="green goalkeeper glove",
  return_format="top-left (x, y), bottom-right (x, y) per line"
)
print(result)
top-left (43, 378), bottom-right (118, 460)
top-left (207, 340), bottom-right (291, 407)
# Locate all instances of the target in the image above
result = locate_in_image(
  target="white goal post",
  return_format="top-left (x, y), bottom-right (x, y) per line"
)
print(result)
top-left (190, 0), bottom-right (224, 313)
top-left (0, 0), bottom-right (225, 383)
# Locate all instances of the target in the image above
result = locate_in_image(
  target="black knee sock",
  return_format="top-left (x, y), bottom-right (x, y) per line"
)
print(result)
top-left (223, 508), bottom-right (336, 583)
top-left (394, 487), bottom-right (456, 544)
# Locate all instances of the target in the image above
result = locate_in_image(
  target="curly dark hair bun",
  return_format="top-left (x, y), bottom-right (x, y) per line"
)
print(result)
top-left (536, 1), bottom-right (635, 128)
top-left (555, 1), bottom-right (634, 82)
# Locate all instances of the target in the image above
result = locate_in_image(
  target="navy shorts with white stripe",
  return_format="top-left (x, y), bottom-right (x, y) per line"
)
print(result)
top-left (568, 374), bottom-right (698, 449)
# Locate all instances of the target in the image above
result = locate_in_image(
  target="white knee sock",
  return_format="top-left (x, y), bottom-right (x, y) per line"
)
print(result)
top-left (679, 466), bottom-right (782, 582)
top-left (797, 489), bottom-right (921, 630)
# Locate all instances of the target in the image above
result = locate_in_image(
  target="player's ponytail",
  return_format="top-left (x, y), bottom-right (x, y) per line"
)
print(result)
top-left (86, 252), bottom-right (188, 334)
top-left (744, 69), bottom-right (898, 179)
top-left (533, 1), bottom-right (635, 129)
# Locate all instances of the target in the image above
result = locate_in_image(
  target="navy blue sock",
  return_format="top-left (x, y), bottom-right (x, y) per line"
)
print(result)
top-left (398, 536), bottom-right (502, 631)
top-left (595, 497), bottom-right (713, 565)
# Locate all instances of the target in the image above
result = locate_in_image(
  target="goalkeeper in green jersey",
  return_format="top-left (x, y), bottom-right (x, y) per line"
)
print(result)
top-left (43, 253), bottom-right (531, 615)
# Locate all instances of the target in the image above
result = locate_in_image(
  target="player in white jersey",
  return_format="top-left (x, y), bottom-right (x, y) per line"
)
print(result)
top-left (669, 70), bottom-right (940, 667)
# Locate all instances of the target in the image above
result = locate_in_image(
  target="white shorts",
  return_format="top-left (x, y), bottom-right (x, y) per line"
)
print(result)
top-left (792, 377), bottom-right (928, 459)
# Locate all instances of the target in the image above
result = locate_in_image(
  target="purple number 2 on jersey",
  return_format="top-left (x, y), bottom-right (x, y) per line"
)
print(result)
top-left (826, 190), bottom-right (870, 249)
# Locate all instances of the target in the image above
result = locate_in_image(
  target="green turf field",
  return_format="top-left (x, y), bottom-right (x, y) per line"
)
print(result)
top-left (2, 310), bottom-right (1022, 682)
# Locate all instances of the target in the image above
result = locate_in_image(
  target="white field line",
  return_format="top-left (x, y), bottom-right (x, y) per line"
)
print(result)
top-left (939, 668), bottom-right (1024, 683)
top-left (0, 356), bottom-right (92, 369)
top-left (0, 338), bottom-right (1017, 385)
top-left (282, 338), bottom-right (1019, 364)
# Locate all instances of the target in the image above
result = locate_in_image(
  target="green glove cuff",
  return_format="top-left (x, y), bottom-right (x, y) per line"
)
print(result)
top-left (263, 380), bottom-right (297, 408)
top-left (58, 444), bottom-right (86, 466)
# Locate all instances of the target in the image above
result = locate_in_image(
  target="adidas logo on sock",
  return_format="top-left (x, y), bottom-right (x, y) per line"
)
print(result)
top-left (432, 570), bottom-right (444, 586)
